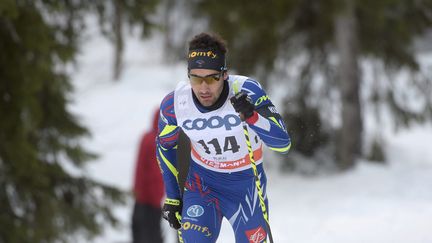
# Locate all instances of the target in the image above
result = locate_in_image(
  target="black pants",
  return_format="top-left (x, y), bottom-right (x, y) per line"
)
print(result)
top-left (132, 203), bottom-right (163, 243)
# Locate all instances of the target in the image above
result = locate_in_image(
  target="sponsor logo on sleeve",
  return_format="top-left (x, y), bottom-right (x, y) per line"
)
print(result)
top-left (254, 95), bottom-right (269, 106)
top-left (186, 205), bottom-right (204, 218)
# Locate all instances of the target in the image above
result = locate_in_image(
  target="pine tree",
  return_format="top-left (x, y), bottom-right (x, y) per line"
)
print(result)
top-left (92, 0), bottom-right (159, 80)
top-left (0, 1), bottom-right (125, 242)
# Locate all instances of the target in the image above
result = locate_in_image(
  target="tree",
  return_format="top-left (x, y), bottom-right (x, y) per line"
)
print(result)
top-left (334, 0), bottom-right (362, 169)
top-left (93, 0), bottom-right (159, 80)
top-left (0, 1), bottom-right (125, 242)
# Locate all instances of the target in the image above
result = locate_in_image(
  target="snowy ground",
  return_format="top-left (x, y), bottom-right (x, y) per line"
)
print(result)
top-left (70, 30), bottom-right (432, 243)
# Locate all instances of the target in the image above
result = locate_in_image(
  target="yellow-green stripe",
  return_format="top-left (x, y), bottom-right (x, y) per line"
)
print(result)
top-left (159, 124), bottom-right (178, 137)
top-left (269, 143), bottom-right (291, 153)
top-left (158, 147), bottom-right (179, 182)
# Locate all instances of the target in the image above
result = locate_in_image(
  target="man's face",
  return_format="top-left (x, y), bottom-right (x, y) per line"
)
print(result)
top-left (189, 69), bottom-right (228, 107)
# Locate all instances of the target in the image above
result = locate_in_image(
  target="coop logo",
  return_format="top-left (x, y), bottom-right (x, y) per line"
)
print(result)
top-left (182, 114), bottom-right (241, 131)
top-left (245, 226), bottom-right (266, 243)
top-left (187, 205), bottom-right (204, 218)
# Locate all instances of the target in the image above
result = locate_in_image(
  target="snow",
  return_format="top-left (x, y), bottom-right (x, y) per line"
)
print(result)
top-left (70, 30), bottom-right (432, 243)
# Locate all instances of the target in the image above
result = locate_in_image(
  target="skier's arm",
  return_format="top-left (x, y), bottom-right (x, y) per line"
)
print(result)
top-left (156, 92), bottom-right (182, 199)
top-left (242, 79), bottom-right (291, 154)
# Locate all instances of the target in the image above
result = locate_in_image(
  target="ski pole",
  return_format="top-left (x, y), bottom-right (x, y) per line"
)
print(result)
top-left (232, 81), bottom-right (274, 243)
top-left (241, 122), bottom-right (274, 243)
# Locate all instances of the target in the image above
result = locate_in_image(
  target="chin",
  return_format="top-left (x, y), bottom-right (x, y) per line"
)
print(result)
top-left (200, 99), bottom-right (215, 107)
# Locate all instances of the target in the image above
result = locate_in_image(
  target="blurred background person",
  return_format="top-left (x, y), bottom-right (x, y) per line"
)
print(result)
top-left (132, 109), bottom-right (164, 243)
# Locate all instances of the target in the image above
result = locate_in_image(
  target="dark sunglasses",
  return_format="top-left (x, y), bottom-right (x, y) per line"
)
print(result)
top-left (188, 71), bottom-right (223, 85)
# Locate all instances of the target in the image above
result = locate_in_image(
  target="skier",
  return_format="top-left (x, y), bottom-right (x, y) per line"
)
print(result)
top-left (156, 32), bottom-right (291, 242)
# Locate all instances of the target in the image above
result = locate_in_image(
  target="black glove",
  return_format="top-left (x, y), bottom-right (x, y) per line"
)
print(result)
top-left (162, 198), bottom-right (182, 230)
top-left (230, 92), bottom-right (255, 120)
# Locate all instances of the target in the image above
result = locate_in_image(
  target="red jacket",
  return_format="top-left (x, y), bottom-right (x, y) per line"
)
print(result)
top-left (133, 110), bottom-right (164, 208)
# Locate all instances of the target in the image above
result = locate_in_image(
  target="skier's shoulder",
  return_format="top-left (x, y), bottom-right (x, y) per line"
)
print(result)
top-left (159, 80), bottom-right (190, 125)
top-left (160, 91), bottom-right (176, 125)
top-left (161, 81), bottom-right (191, 107)
top-left (228, 75), bottom-right (268, 107)
top-left (228, 74), bottom-right (264, 93)
top-left (161, 91), bottom-right (175, 108)
top-left (175, 80), bottom-right (190, 93)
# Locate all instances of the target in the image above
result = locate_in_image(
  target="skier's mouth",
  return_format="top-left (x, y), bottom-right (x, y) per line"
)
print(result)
top-left (200, 94), bottom-right (212, 100)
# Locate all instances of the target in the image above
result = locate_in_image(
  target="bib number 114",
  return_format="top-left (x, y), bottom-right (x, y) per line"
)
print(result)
top-left (197, 136), bottom-right (240, 155)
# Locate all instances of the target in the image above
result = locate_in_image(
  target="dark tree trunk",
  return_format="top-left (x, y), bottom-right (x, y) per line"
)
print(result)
top-left (335, 0), bottom-right (363, 170)
top-left (113, 0), bottom-right (124, 81)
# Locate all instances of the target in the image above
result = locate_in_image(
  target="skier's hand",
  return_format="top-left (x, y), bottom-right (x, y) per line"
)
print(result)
top-left (162, 198), bottom-right (182, 230)
top-left (230, 92), bottom-right (255, 121)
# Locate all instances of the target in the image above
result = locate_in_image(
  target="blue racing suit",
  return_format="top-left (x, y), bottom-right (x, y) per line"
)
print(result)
top-left (156, 75), bottom-right (290, 242)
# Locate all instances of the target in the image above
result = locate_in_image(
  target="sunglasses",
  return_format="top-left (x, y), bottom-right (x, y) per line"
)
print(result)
top-left (188, 71), bottom-right (223, 85)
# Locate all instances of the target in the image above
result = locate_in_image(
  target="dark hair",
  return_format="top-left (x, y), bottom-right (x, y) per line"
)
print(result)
top-left (188, 32), bottom-right (228, 55)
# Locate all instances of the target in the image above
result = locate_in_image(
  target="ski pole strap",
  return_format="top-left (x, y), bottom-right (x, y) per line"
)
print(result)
top-left (175, 211), bottom-right (182, 222)
top-left (165, 198), bottom-right (181, 206)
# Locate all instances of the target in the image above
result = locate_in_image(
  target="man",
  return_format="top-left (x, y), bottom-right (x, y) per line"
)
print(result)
top-left (132, 110), bottom-right (164, 243)
top-left (156, 32), bottom-right (291, 242)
